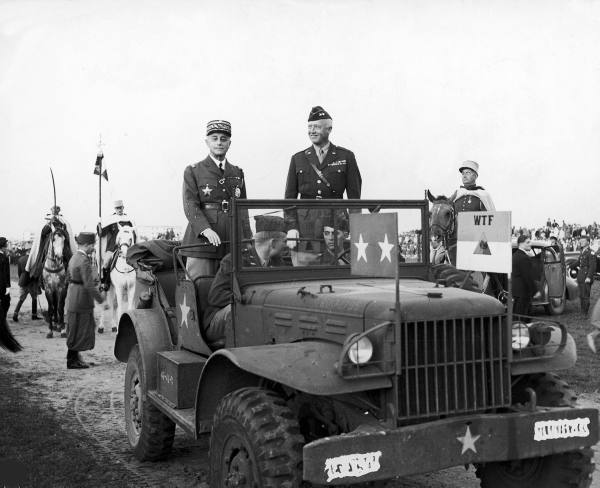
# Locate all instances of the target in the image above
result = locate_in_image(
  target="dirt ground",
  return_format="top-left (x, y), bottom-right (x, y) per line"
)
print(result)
top-left (2, 271), bottom-right (600, 488)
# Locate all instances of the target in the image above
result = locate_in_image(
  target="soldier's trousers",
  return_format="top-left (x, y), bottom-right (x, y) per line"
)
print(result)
top-left (13, 286), bottom-right (38, 317)
top-left (578, 281), bottom-right (592, 314)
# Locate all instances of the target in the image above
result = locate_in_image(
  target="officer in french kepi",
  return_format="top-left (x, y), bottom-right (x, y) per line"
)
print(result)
top-left (284, 106), bottom-right (362, 253)
top-left (577, 234), bottom-right (596, 315)
top-left (450, 160), bottom-right (495, 213)
top-left (182, 120), bottom-right (251, 280)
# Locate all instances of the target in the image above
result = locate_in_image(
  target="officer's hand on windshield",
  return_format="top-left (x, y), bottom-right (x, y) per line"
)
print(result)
top-left (201, 228), bottom-right (221, 246)
top-left (586, 277), bottom-right (592, 284)
top-left (286, 229), bottom-right (299, 249)
top-left (533, 291), bottom-right (542, 300)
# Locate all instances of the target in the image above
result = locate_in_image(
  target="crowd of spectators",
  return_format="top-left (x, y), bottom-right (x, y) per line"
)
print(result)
top-left (513, 219), bottom-right (600, 252)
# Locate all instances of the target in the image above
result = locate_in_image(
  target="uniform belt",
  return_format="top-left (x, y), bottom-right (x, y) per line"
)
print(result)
top-left (203, 201), bottom-right (229, 212)
top-left (70, 280), bottom-right (83, 284)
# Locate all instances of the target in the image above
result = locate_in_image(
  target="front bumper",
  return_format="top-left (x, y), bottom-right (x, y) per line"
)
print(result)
top-left (303, 407), bottom-right (599, 485)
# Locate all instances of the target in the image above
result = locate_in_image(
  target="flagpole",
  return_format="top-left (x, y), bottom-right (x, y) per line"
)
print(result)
top-left (97, 135), bottom-right (103, 277)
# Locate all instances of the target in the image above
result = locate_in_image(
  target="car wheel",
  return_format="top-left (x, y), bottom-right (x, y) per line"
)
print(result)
top-left (124, 345), bottom-right (175, 461)
top-left (543, 283), bottom-right (565, 315)
top-left (209, 387), bottom-right (304, 488)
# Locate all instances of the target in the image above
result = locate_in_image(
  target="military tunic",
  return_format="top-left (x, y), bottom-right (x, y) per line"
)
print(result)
top-left (182, 156), bottom-right (250, 259)
top-left (284, 144), bottom-right (361, 247)
top-left (65, 250), bottom-right (103, 351)
top-left (577, 246), bottom-right (597, 313)
top-left (451, 186), bottom-right (496, 212)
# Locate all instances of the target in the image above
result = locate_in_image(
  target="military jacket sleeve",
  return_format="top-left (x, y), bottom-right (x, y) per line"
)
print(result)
top-left (0, 253), bottom-right (9, 294)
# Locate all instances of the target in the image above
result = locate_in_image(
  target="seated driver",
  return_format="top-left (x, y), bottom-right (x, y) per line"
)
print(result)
top-left (203, 215), bottom-right (289, 343)
top-left (315, 215), bottom-right (349, 265)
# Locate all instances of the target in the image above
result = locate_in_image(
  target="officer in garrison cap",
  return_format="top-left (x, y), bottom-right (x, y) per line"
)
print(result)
top-left (450, 160), bottom-right (495, 213)
top-left (284, 106), bottom-right (362, 254)
top-left (182, 120), bottom-right (251, 280)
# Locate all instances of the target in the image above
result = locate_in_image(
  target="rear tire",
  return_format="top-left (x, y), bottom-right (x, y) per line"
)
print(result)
top-left (209, 387), bottom-right (304, 488)
top-left (543, 283), bottom-right (565, 315)
top-left (124, 345), bottom-right (175, 461)
top-left (476, 373), bottom-right (592, 487)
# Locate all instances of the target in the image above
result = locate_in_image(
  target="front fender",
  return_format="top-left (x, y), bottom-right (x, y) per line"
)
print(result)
top-left (195, 341), bottom-right (392, 433)
top-left (511, 332), bottom-right (577, 376)
top-left (114, 309), bottom-right (174, 391)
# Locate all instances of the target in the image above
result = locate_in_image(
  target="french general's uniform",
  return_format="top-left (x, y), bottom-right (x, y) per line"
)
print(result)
top-left (577, 244), bottom-right (596, 314)
top-left (450, 161), bottom-right (495, 212)
top-left (284, 106), bottom-right (361, 251)
top-left (65, 233), bottom-right (103, 368)
top-left (182, 120), bottom-right (250, 276)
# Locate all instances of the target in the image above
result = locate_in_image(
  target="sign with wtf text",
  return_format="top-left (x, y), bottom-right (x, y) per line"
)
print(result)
top-left (456, 211), bottom-right (512, 273)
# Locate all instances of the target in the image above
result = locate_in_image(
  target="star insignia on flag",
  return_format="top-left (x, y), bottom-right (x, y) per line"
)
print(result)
top-left (456, 426), bottom-right (481, 455)
top-left (354, 234), bottom-right (368, 262)
top-left (180, 294), bottom-right (191, 329)
top-left (378, 233), bottom-right (394, 263)
top-left (202, 184), bottom-right (213, 196)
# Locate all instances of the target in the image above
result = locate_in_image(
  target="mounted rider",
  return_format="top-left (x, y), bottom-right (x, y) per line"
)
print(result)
top-left (99, 199), bottom-right (137, 287)
top-left (450, 160), bottom-right (495, 213)
top-left (25, 205), bottom-right (77, 282)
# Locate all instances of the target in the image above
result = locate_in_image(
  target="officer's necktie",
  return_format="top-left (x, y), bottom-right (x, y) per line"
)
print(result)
top-left (319, 148), bottom-right (325, 163)
top-left (219, 162), bottom-right (224, 174)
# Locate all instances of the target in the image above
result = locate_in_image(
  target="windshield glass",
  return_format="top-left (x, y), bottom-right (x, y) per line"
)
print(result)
top-left (234, 200), bottom-right (426, 270)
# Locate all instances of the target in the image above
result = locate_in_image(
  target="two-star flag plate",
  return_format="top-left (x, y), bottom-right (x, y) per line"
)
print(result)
top-left (456, 211), bottom-right (512, 273)
top-left (350, 213), bottom-right (398, 277)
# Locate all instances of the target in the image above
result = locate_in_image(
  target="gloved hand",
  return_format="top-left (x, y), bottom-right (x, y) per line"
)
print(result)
top-left (286, 229), bottom-right (299, 249)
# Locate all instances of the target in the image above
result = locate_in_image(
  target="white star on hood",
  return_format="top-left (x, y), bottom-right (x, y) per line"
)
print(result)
top-left (456, 426), bottom-right (481, 455)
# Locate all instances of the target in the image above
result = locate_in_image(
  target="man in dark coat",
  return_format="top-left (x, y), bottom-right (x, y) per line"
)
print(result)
top-left (284, 106), bottom-right (361, 253)
top-left (0, 237), bottom-right (10, 322)
top-left (577, 234), bottom-right (596, 314)
top-left (65, 232), bottom-right (105, 369)
top-left (203, 216), bottom-right (289, 344)
top-left (512, 235), bottom-right (541, 317)
top-left (182, 120), bottom-right (251, 280)
top-left (12, 253), bottom-right (40, 322)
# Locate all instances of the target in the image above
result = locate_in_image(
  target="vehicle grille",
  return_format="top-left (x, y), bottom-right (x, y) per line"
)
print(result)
top-left (398, 315), bottom-right (510, 420)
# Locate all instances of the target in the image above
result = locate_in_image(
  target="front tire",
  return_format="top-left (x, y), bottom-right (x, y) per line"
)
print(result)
top-left (209, 387), bottom-right (304, 488)
top-left (124, 345), bottom-right (175, 461)
top-left (476, 373), bottom-right (593, 487)
top-left (543, 283), bottom-right (566, 315)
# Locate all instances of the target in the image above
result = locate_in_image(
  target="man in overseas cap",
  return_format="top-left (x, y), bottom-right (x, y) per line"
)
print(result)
top-left (182, 120), bottom-right (251, 280)
top-left (284, 106), bottom-right (362, 254)
top-left (65, 232), bottom-right (105, 369)
top-left (450, 160), bottom-right (495, 213)
top-left (203, 215), bottom-right (289, 344)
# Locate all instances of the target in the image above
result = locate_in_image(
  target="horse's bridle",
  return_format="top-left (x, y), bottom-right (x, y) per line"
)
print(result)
top-left (430, 200), bottom-right (456, 240)
top-left (44, 231), bottom-right (65, 274)
top-left (113, 241), bottom-right (134, 274)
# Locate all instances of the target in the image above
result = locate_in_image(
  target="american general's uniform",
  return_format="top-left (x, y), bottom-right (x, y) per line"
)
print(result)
top-left (182, 121), bottom-right (250, 262)
top-left (577, 245), bottom-right (596, 313)
top-left (284, 106), bottom-right (361, 250)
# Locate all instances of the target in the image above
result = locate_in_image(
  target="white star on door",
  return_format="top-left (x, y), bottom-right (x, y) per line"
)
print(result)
top-left (180, 294), bottom-right (191, 328)
top-left (456, 426), bottom-right (481, 455)
top-left (378, 234), bottom-right (394, 263)
top-left (354, 234), bottom-right (368, 262)
top-left (202, 184), bottom-right (213, 196)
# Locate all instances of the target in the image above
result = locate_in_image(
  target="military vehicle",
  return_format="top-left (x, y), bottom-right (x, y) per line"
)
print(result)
top-left (115, 199), bottom-right (598, 487)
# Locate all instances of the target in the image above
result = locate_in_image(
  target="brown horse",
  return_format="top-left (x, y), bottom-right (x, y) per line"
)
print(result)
top-left (42, 229), bottom-right (68, 338)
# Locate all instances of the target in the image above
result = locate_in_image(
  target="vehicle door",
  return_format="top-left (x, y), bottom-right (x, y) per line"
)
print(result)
top-left (543, 246), bottom-right (565, 298)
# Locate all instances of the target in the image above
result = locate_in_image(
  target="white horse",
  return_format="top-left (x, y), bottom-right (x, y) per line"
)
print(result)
top-left (101, 225), bottom-right (136, 333)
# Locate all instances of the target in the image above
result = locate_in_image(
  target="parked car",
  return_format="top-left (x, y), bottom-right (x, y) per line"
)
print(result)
top-left (518, 240), bottom-right (578, 315)
top-left (565, 250), bottom-right (600, 281)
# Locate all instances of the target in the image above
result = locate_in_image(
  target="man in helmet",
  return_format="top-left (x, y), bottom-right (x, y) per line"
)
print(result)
top-left (450, 161), bottom-right (495, 213)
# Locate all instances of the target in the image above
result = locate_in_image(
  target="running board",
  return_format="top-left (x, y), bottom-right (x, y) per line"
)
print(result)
top-left (148, 389), bottom-right (197, 437)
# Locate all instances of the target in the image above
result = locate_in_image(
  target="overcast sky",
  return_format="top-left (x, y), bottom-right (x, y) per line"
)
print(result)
top-left (2, 0), bottom-right (599, 239)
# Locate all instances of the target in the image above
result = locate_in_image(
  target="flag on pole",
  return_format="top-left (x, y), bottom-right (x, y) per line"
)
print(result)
top-left (350, 213), bottom-right (398, 277)
top-left (93, 151), bottom-right (108, 181)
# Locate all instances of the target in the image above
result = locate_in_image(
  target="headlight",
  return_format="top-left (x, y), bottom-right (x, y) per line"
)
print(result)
top-left (512, 322), bottom-right (530, 350)
top-left (348, 336), bottom-right (374, 365)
